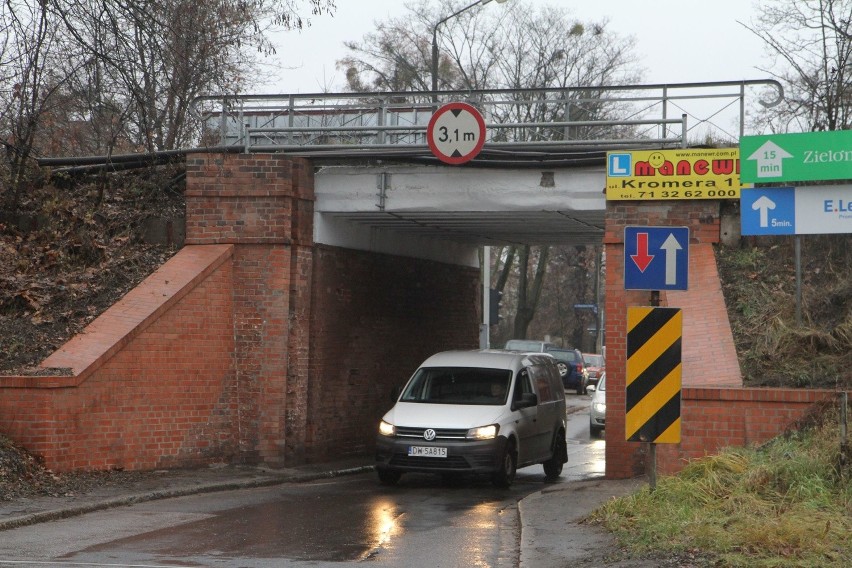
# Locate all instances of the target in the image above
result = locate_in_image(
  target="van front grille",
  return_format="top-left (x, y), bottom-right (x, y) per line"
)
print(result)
top-left (395, 427), bottom-right (468, 440)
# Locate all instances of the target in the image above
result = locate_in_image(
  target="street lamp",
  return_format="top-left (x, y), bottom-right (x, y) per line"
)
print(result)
top-left (431, 0), bottom-right (509, 100)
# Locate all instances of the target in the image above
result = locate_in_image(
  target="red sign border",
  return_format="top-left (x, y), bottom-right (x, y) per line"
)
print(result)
top-left (427, 102), bottom-right (487, 165)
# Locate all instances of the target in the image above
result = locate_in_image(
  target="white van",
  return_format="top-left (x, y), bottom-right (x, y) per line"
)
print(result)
top-left (375, 350), bottom-right (568, 487)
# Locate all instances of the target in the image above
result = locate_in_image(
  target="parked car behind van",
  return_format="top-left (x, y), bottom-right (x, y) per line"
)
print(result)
top-left (545, 347), bottom-right (588, 394)
top-left (375, 350), bottom-right (568, 487)
top-left (588, 373), bottom-right (606, 438)
top-left (582, 352), bottom-right (605, 389)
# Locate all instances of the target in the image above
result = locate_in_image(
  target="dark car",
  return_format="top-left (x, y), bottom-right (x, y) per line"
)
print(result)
top-left (545, 347), bottom-right (588, 394)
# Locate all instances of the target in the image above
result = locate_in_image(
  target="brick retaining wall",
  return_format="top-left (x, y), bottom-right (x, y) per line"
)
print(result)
top-left (0, 154), bottom-right (482, 471)
top-left (0, 245), bottom-right (237, 471)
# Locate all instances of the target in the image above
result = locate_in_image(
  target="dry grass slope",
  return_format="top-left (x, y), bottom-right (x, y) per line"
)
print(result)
top-left (716, 235), bottom-right (852, 390)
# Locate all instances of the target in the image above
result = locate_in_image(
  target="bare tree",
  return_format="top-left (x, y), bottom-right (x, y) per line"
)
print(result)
top-left (50, 1), bottom-right (338, 152)
top-left (0, 0), bottom-right (336, 194)
top-left (0, 1), bottom-right (73, 208)
top-left (744, 0), bottom-right (852, 132)
top-left (340, 0), bottom-right (639, 338)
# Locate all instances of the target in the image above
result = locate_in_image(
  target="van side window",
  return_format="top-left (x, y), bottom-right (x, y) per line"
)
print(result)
top-left (529, 364), bottom-right (554, 402)
top-left (513, 369), bottom-right (533, 403)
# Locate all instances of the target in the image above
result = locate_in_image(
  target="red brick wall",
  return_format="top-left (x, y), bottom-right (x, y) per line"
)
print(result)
top-left (657, 387), bottom-right (836, 475)
top-left (0, 246), bottom-right (237, 471)
top-left (0, 153), bottom-right (314, 472)
top-left (185, 153), bottom-right (313, 467)
top-left (305, 245), bottom-right (481, 462)
top-left (603, 199), bottom-right (845, 478)
top-left (0, 152), bottom-right (483, 472)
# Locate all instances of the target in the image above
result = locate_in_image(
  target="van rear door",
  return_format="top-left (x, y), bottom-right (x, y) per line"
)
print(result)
top-left (528, 363), bottom-right (561, 461)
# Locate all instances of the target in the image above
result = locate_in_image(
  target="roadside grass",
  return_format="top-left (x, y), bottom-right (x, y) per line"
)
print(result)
top-left (589, 402), bottom-right (852, 567)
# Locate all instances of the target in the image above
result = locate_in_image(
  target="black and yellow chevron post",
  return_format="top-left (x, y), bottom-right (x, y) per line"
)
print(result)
top-left (626, 307), bottom-right (682, 443)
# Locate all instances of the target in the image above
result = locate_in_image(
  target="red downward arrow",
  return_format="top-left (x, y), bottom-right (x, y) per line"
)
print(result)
top-left (631, 232), bottom-right (654, 272)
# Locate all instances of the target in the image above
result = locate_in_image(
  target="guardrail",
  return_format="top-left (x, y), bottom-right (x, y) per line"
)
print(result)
top-left (189, 80), bottom-right (782, 156)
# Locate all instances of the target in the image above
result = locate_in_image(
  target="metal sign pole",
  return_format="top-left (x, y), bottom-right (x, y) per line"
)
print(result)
top-left (795, 236), bottom-right (802, 326)
top-left (481, 246), bottom-right (491, 349)
top-left (841, 392), bottom-right (849, 479)
top-left (649, 289), bottom-right (660, 492)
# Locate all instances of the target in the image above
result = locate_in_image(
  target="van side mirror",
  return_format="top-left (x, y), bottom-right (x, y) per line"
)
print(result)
top-left (512, 392), bottom-right (538, 410)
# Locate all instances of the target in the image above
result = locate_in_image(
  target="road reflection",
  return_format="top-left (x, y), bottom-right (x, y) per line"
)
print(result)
top-left (359, 495), bottom-right (403, 560)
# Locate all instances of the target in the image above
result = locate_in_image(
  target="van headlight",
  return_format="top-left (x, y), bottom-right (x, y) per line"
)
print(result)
top-left (379, 420), bottom-right (396, 437)
top-left (467, 424), bottom-right (499, 440)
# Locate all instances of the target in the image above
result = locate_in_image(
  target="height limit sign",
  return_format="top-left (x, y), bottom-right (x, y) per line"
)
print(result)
top-left (427, 102), bottom-right (486, 165)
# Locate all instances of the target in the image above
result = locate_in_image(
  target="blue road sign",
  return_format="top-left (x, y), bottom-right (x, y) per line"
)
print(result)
top-left (740, 187), bottom-right (795, 235)
top-left (624, 226), bottom-right (689, 291)
top-left (741, 185), bottom-right (852, 235)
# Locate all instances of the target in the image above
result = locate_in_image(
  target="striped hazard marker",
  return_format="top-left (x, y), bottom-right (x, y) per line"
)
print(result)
top-left (626, 306), bottom-right (682, 444)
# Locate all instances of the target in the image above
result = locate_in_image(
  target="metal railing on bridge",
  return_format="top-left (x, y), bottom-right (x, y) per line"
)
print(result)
top-left (189, 80), bottom-right (782, 160)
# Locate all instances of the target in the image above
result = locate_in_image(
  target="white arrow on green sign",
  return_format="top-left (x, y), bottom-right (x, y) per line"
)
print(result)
top-left (740, 130), bottom-right (852, 183)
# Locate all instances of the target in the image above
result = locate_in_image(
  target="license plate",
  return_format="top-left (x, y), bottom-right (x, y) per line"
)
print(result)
top-left (408, 446), bottom-right (447, 458)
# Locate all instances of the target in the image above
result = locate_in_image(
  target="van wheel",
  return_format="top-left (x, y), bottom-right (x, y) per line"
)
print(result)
top-left (543, 434), bottom-right (566, 479)
top-left (491, 439), bottom-right (517, 488)
top-left (377, 469), bottom-right (401, 485)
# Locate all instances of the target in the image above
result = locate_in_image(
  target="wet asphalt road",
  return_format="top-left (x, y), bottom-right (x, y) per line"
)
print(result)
top-left (0, 394), bottom-right (601, 568)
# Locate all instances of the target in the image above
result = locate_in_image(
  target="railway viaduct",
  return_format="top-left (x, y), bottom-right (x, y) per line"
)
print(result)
top-left (0, 83), bottom-right (837, 478)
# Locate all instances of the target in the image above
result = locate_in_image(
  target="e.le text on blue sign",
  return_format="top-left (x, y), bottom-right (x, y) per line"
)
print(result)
top-left (624, 227), bottom-right (689, 291)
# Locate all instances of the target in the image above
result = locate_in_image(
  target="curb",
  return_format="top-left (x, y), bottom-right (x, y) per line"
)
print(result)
top-left (0, 465), bottom-right (375, 532)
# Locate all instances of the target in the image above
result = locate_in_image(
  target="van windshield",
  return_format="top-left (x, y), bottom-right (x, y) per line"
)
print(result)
top-left (400, 367), bottom-right (513, 405)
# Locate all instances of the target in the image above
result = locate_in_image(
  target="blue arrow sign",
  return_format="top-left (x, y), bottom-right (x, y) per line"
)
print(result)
top-left (740, 187), bottom-right (795, 235)
top-left (741, 185), bottom-right (852, 235)
top-left (624, 226), bottom-right (689, 291)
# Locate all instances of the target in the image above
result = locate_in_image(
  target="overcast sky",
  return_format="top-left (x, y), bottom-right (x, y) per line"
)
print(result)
top-left (264, 0), bottom-right (768, 94)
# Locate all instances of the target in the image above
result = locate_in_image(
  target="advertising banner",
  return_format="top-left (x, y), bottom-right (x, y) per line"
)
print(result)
top-left (606, 148), bottom-right (741, 201)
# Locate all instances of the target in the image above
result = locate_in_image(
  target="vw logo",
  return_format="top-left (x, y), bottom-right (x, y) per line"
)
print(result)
top-left (423, 428), bottom-right (436, 441)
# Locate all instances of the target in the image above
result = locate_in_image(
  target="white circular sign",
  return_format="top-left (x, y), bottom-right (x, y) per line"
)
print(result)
top-left (427, 102), bottom-right (486, 165)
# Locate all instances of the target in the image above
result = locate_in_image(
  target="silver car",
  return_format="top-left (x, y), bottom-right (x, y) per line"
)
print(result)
top-left (588, 373), bottom-right (606, 438)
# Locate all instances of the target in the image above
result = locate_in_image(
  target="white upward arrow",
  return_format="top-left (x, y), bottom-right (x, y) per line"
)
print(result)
top-left (746, 140), bottom-right (793, 178)
top-left (661, 233), bottom-right (683, 286)
top-left (752, 195), bottom-right (776, 227)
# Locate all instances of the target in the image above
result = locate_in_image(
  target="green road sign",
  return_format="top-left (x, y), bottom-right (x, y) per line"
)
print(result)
top-left (740, 131), bottom-right (852, 183)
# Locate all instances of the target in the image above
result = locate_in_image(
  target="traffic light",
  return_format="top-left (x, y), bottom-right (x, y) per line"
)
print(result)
top-left (489, 288), bottom-right (503, 324)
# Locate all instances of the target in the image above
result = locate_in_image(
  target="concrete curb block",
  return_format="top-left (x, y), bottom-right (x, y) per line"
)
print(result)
top-left (0, 465), bottom-right (375, 532)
